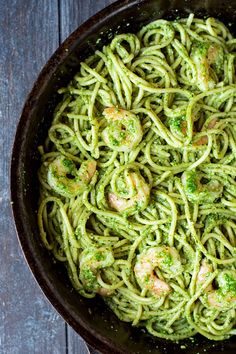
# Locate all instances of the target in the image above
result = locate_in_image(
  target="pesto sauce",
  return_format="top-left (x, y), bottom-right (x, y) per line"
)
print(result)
top-left (186, 171), bottom-right (197, 193)
top-left (169, 115), bottom-right (186, 132)
top-left (223, 273), bottom-right (236, 293)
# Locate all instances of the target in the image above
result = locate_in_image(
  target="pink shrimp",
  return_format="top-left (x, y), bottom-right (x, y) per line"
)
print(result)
top-left (195, 117), bottom-right (218, 146)
top-left (197, 262), bottom-right (236, 309)
top-left (108, 172), bottom-right (150, 215)
top-left (134, 246), bottom-right (182, 297)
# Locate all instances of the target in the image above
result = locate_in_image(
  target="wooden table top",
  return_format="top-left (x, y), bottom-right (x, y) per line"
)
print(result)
top-left (0, 1), bottom-right (114, 353)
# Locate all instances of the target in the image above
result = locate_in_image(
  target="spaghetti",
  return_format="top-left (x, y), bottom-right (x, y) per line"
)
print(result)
top-left (38, 14), bottom-right (236, 341)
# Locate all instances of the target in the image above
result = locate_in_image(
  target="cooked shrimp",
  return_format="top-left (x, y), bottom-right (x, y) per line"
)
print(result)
top-left (181, 169), bottom-right (223, 203)
top-left (207, 271), bottom-right (236, 309)
top-left (191, 41), bottom-right (224, 91)
top-left (108, 172), bottom-right (150, 215)
top-left (79, 247), bottom-right (114, 292)
top-left (102, 107), bottom-right (143, 151)
top-left (197, 263), bottom-right (236, 309)
top-left (196, 260), bottom-right (213, 292)
top-left (195, 135), bottom-right (209, 146)
top-left (195, 117), bottom-right (218, 146)
top-left (134, 246), bottom-right (182, 296)
top-left (168, 115), bottom-right (187, 136)
top-left (48, 156), bottom-right (96, 198)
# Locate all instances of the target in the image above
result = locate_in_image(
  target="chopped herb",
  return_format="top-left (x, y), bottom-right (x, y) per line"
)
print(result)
top-left (223, 273), bottom-right (236, 293)
top-left (186, 171), bottom-right (197, 193)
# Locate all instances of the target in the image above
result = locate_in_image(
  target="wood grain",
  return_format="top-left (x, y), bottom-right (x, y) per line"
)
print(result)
top-left (0, 1), bottom-right (66, 353)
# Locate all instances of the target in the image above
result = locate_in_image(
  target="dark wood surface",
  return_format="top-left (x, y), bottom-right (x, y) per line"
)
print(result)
top-left (0, 1), bottom-right (114, 353)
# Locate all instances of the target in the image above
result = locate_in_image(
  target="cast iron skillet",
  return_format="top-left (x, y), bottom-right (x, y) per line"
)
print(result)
top-left (11, 0), bottom-right (236, 353)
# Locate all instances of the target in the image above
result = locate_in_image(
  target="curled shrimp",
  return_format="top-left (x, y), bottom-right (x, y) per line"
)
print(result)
top-left (108, 172), bottom-right (150, 215)
top-left (197, 262), bottom-right (236, 310)
top-left (134, 246), bottom-right (182, 297)
top-left (191, 41), bottom-right (224, 91)
top-left (79, 247), bottom-right (114, 292)
top-left (197, 260), bottom-right (213, 292)
top-left (168, 115), bottom-right (187, 136)
top-left (48, 156), bottom-right (96, 198)
top-left (194, 117), bottom-right (218, 146)
top-left (181, 169), bottom-right (223, 204)
top-left (102, 107), bottom-right (143, 151)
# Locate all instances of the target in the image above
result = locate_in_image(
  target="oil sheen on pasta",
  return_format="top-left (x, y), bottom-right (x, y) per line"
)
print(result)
top-left (38, 14), bottom-right (236, 341)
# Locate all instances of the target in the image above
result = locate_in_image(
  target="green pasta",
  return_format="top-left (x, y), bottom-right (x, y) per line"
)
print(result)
top-left (38, 14), bottom-right (236, 341)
